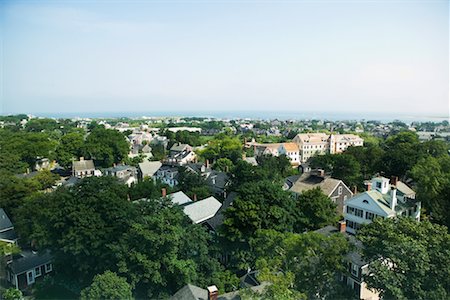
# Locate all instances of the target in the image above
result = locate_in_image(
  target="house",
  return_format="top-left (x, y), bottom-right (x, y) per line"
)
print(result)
top-left (128, 143), bottom-right (153, 159)
top-left (154, 166), bottom-right (179, 187)
top-left (164, 192), bottom-right (222, 224)
top-left (6, 250), bottom-right (53, 290)
top-left (34, 158), bottom-right (50, 171)
top-left (204, 192), bottom-right (237, 232)
top-left (315, 224), bottom-right (380, 300)
top-left (251, 142), bottom-right (300, 166)
top-left (138, 161), bottom-right (162, 180)
top-left (103, 165), bottom-right (138, 186)
top-left (344, 176), bottom-right (420, 234)
top-left (278, 142), bottom-right (300, 165)
top-left (171, 282), bottom-right (270, 300)
top-left (205, 170), bottom-right (230, 198)
top-left (0, 208), bottom-right (18, 244)
top-left (182, 196), bottom-right (222, 224)
top-left (166, 143), bottom-right (197, 166)
top-left (286, 170), bottom-right (353, 214)
top-left (293, 133), bottom-right (363, 163)
top-left (72, 157), bottom-right (96, 178)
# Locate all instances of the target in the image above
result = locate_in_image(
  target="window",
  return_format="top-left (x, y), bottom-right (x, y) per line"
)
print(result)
top-left (362, 199), bottom-right (369, 204)
top-left (27, 270), bottom-right (35, 285)
top-left (35, 266), bottom-right (41, 277)
top-left (347, 206), bottom-right (355, 214)
top-left (351, 264), bottom-right (359, 277)
top-left (338, 186), bottom-right (343, 195)
top-left (45, 263), bottom-right (52, 273)
top-left (376, 182), bottom-right (382, 189)
top-left (366, 212), bottom-right (376, 220)
top-left (344, 195), bottom-right (348, 201)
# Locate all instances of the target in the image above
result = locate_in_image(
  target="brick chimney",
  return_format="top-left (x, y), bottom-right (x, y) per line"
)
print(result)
top-left (205, 159), bottom-right (210, 169)
top-left (207, 285), bottom-right (219, 300)
top-left (338, 220), bottom-right (346, 233)
top-left (365, 181), bottom-right (372, 191)
top-left (161, 188), bottom-right (167, 197)
top-left (389, 176), bottom-right (398, 186)
top-left (352, 186), bottom-right (357, 195)
top-left (193, 194), bottom-right (197, 201)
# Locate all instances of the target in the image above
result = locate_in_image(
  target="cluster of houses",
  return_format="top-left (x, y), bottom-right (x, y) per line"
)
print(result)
top-left (246, 132), bottom-right (364, 165)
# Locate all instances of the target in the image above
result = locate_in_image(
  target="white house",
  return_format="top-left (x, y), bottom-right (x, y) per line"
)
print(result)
top-left (278, 142), bottom-right (300, 165)
top-left (344, 176), bottom-right (420, 234)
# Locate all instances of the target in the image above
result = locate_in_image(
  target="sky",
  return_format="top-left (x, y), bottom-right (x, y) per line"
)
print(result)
top-left (1, 0), bottom-right (449, 117)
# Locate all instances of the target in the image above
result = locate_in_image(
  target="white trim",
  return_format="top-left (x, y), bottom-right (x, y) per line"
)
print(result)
top-left (26, 270), bottom-right (35, 285)
top-left (35, 266), bottom-right (42, 277)
top-left (45, 263), bottom-right (52, 273)
top-left (328, 181), bottom-right (353, 197)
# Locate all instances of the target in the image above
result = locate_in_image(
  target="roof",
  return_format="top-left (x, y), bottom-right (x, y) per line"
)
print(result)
top-left (396, 181), bottom-right (415, 196)
top-left (170, 143), bottom-right (190, 152)
top-left (170, 284), bottom-right (207, 300)
top-left (244, 157), bottom-right (258, 166)
top-left (104, 165), bottom-right (136, 173)
top-left (205, 192), bottom-right (237, 231)
top-left (138, 161), bottom-right (162, 177)
top-left (294, 133), bottom-right (329, 143)
top-left (72, 159), bottom-right (95, 171)
top-left (0, 208), bottom-right (14, 231)
top-left (8, 250), bottom-right (52, 275)
top-left (289, 174), bottom-right (342, 196)
top-left (206, 171), bottom-right (229, 189)
top-left (282, 142), bottom-right (299, 152)
top-left (168, 191), bottom-right (193, 206)
top-left (0, 229), bottom-right (18, 242)
top-left (183, 196), bottom-right (222, 224)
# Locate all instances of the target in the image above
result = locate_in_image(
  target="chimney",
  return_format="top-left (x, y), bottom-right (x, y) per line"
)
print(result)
top-left (338, 220), bottom-right (346, 233)
top-left (207, 285), bottom-right (219, 300)
top-left (352, 186), bottom-right (357, 195)
top-left (205, 159), bottom-right (210, 169)
top-left (390, 176), bottom-right (398, 186)
top-left (319, 169), bottom-right (325, 177)
top-left (193, 194), bottom-right (197, 201)
top-left (390, 186), bottom-right (397, 211)
top-left (80, 157), bottom-right (84, 161)
top-left (161, 188), bottom-right (167, 197)
top-left (365, 181), bottom-right (372, 191)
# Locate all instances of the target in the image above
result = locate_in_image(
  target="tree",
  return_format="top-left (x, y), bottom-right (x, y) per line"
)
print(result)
top-left (110, 199), bottom-right (234, 298)
top-left (294, 188), bottom-right (339, 232)
top-left (15, 177), bottom-right (134, 284)
top-left (200, 135), bottom-right (242, 163)
top-left (358, 217), bottom-right (450, 299)
top-left (128, 178), bottom-right (170, 201)
top-left (221, 180), bottom-right (296, 269)
top-left (55, 132), bottom-right (84, 168)
top-left (310, 154), bottom-right (362, 188)
top-left (80, 271), bottom-right (133, 300)
top-left (84, 128), bottom-right (129, 167)
top-left (2, 288), bottom-right (23, 300)
top-left (177, 167), bottom-right (211, 199)
top-left (213, 158), bottom-right (234, 172)
top-left (250, 229), bottom-right (350, 299)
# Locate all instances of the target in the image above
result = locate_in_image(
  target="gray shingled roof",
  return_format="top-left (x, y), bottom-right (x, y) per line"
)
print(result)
top-left (183, 196), bottom-right (222, 224)
top-left (0, 229), bottom-right (18, 242)
top-left (289, 174), bottom-right (341, 196)
top-left (0, 208), bottom-right (14, 231)
top-left (138, 161), bottom-right (162, 178)
top-left (72, 159), bottom-right (95, 171)
top-left (170, 143), bottom-right (190, 152)
top-left (168, 191), bottom-right (193, 206)
top-left (170, 284), bottom-right (208, 300)
top-left (8, 250), bottom-right (52, 275)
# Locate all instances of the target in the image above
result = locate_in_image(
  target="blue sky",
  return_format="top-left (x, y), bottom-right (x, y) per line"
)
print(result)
top-left (1, 0), bottom-right (448, 116)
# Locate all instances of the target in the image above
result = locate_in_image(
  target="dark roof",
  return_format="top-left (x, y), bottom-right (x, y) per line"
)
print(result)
top-left (0, 229), bottom-right (18, 242)
top-left (205, 192), bottom-right (237, 231)
top-left (0, 208), bottom-right (14, 231)
top-left (206, 171), bottom-right (230, 190)
top-left (170, 284), bottom-right (207, 300)
top-left (8, 250), bottom-right (52, 275)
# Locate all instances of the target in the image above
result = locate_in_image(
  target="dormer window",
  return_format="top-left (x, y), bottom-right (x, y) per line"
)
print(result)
top-left (363, 200), bottom-right (369, 204)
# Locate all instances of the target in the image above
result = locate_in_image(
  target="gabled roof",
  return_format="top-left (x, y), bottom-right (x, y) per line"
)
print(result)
top-left (289, 174), bottom-right (342, 196)
top-left (0, 229), bottom-right (18, 242)
top-left (72, 159), bottom-right (95, 171)
top-left (282, 142), bottom-right (299, 152)
top-left (183, 196), bottom-right (222, 224)
top-left (138, 161), bottom-right (162, 177)
top-left (205, 192), bottom-right (237, 231)
top-left (0, 208), bottom-right (14, 232)
top-left (8, 250), bottom-right (52, 275)
top-left (244, 157), bottom-right (258, 166)
top-left (170, 143), bottom-right (190, 152)
top-left (170, 284), bottom-right (207, 300)
top-left (396, 181), bottom-right (415, 196)
top-left (346, 190), bottom-right (395, 217)
top-left (168, 191), bottom-right (193, 206)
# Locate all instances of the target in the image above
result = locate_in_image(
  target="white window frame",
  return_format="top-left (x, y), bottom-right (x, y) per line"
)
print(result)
top-left (27, 270), bottom-right (35, 285)
top-left (45, 263), bottom-right (52, 273)
top-left (35, 266), bottom-right (42, 277)
top-left (351, 264), bottom-right (359, 277)
top-left (338, 186), bottom-right (343, 195)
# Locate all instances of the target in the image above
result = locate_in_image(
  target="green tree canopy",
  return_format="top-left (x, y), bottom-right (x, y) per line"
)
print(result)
top-left (358, 217), bottom-right (450, 300)
top-left (80, 271), bottom-right (133, 300)
top-left (294, 188), bottom-right (339, 232)
top-left (84, 128), bottom-right (129, 167)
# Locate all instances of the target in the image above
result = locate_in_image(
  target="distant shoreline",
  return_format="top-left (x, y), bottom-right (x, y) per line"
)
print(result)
top-left (3, 111), bottom-right (449, 123)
